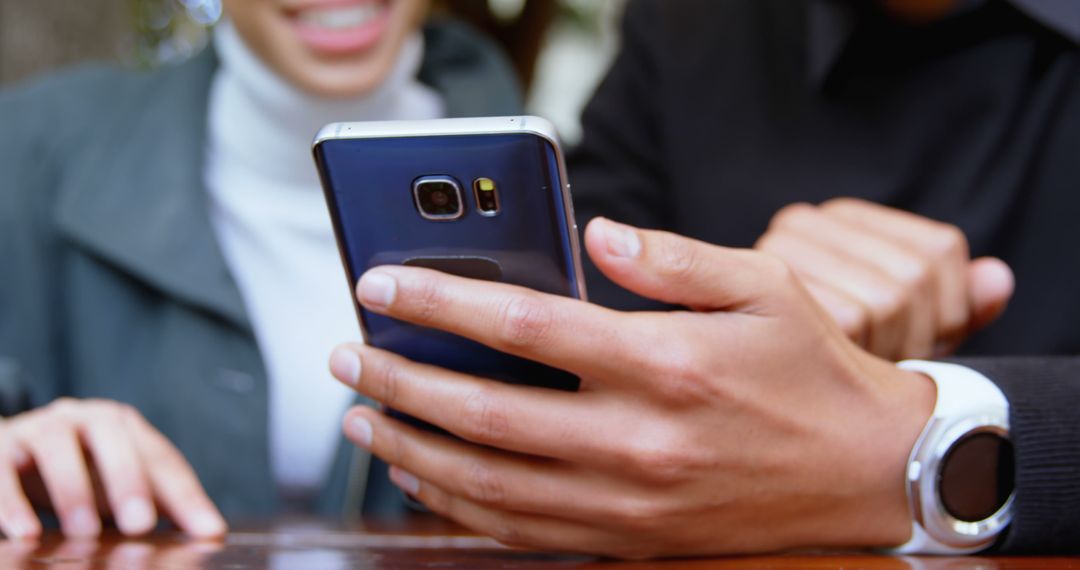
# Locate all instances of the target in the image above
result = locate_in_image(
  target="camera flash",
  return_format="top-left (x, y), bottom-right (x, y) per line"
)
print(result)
top-left (473, 178), bottom-right (501, 216)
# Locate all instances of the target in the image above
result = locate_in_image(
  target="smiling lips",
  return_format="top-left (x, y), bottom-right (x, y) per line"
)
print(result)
top-left (289, 0), bottom-right (392, 56)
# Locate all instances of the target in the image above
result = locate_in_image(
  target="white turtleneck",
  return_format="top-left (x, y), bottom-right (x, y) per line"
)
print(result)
top-left (204, 21), bottom-right (444, 496)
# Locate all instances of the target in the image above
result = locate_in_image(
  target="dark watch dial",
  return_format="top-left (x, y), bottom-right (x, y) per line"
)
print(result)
top-left (938, 432), bottom-right (1015, 522)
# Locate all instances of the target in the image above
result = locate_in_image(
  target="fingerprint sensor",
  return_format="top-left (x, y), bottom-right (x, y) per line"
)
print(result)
top-left (402, 256), bottom-right (504, 282)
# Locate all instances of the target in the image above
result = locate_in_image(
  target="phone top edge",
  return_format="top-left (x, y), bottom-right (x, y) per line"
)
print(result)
top-left (311, 116), bottom-right (561, 150)
top-left (311, 114), bottom-right (588, 303)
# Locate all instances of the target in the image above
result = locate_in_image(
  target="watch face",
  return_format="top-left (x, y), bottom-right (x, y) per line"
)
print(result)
top-left (938, 432), bottom-right (1015, 522)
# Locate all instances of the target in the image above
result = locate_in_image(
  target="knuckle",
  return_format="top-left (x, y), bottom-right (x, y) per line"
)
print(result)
top-left (420, 487), bottom-right (450, 516)
top-left (25, 413), bottom-right (74, 438)
top-left (411, 278), bottom-right (445, 323)
top-left (117, 403), bottom-right (142, 422)
top-left (463, 461), bottom-right (506, 506)
top-left (896, 258), bottom-right (933, 291)
top-left (492, 294), bottom-right (553, 350)
top-left (488, 516), bottom-right (525, 547)
top-left (460, 389), bottom-right (510, 445)
top-left (625, 439), bottom-right (691, 484)
top-left (420, 487), bottom-right (449, 515)
top-left (376, 359), bottom-right (406, 409)
top-left (838, 304), bottom-right (870, 338)
top-left (138, 431), bottom-right (186, 471)
top-left (937, 310), bottom-right (968, 336)
top-left (652, 348), bottom-right (708, 404)
top-left (821, 196), bottom-right (864, 212)
top-left (138, 437), bottom-right (172, 466)
top-left (120, 404), bottom-right (150, 428)
top-left (654, 238), bottom-right (701, 282)
top-left (47, 397), bottom-right (79, 417)
top-left (769, 202), bottom-right (814, 231)
top-left (89, 399), bottom-right (132, 421)
top-left (753, 231), bottom-right (779, 251)
top-left (870, 284), bottom-right (907, 323)
top-left (11, 420), bottom-right (45, 444)
top-left (929, 223), bottom-right (969, 259)
top-left (612, 496), bottom-right (668, 530)
top-left (137, 421), bottom-right (171, 450)
top-left (385, 428), bottom-right (410, 467)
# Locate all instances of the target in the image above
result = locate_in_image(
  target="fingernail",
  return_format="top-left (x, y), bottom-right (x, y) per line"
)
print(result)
top-left (190, 511), bottom-right (227, 538)
top-left (390, 467), bottom-right (421, 496)
top-left (66, 506), bottom-right (100, 538)
top-left (358, 271), bottom-right (397, 310)
top-left (329, 347), bottom-right (361, 387)
top-left (603, 219), bottom-right (641, 258)
top-left (118, 497), bottom-right (155, 535)
top-left (348, 416), bottom-right (373, 449)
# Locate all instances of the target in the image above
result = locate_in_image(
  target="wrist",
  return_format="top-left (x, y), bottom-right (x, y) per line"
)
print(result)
top-left (847, 361), bottom-right (937, 548)
top-left (882, 368), bottom-right (938, 545)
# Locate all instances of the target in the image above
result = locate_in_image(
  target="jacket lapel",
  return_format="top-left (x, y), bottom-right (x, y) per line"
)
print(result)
top-left (53, 48), bottom-right (251, 331)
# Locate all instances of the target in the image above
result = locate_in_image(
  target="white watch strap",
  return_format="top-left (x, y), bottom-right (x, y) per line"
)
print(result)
top-left (900, 360), bottom-right (1008, 419)
top-left (889, 360), bottom-right (1011, 555)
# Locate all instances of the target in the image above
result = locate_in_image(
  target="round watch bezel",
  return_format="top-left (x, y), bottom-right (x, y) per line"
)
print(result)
top-left (907, 415), bottom-right (1014, 550)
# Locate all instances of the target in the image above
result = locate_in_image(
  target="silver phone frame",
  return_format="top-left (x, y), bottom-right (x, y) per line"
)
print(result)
top-left (312, 116), bottom-right (590, 314)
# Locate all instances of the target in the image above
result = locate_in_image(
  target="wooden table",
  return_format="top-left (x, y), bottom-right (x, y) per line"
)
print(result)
top-left (1, 515), bottom-right (1076, 569)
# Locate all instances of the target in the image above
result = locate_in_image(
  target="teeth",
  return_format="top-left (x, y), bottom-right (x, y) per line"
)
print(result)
top-left (298, 4), bottom-right (382, 30)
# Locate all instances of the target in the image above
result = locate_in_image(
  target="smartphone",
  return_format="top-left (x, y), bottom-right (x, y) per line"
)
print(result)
top-left (313, 116), bottom-right (586, 426)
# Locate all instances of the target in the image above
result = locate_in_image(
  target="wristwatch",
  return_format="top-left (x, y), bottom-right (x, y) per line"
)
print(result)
top-left (890, 360), bottom-right (1015, 555)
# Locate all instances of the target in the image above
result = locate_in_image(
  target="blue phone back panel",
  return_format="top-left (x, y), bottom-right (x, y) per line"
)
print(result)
top-left (316, 133), bottom-right (580, 392)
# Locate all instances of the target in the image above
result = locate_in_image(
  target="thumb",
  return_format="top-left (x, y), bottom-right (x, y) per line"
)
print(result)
top-left (967, 257), bottom-right (1014, 332)
top-left (583, 217), bottom-right (782, 310)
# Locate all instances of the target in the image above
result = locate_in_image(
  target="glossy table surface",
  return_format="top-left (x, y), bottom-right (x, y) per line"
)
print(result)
top-left (3, 516), bottom-right (1076, 569)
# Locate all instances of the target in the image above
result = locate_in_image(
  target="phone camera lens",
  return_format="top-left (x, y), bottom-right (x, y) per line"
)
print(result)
top-left (414, 178), bottom-right (464, 220)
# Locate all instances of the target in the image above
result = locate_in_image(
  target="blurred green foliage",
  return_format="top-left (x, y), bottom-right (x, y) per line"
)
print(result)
top-left (130, 0), bottom-right (221, 67)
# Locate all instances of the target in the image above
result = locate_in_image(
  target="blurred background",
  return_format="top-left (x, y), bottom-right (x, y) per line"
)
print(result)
top-left (0, 0), bottom-right (626, 143)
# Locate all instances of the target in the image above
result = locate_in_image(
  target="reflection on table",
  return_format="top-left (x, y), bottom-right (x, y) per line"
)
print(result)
top-left (1, 516), bottom-right (1075, 569)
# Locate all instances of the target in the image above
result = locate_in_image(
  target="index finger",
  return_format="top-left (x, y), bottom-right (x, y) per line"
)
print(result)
top-left (127, 413), bottom-right (226, 539)
top-left (355, 266), bottom-right (665, 385)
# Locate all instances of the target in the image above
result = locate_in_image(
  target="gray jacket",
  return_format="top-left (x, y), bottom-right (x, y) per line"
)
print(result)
top-left (0, 20), bottom-right (521, 519)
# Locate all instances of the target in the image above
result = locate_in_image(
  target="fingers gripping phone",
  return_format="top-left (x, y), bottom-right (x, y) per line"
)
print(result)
top-left (313, 116), bottom-right (586, 430)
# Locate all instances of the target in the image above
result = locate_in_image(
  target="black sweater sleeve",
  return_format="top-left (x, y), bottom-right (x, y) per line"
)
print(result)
top-left (951, 357), bottom-right (1080, 554)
